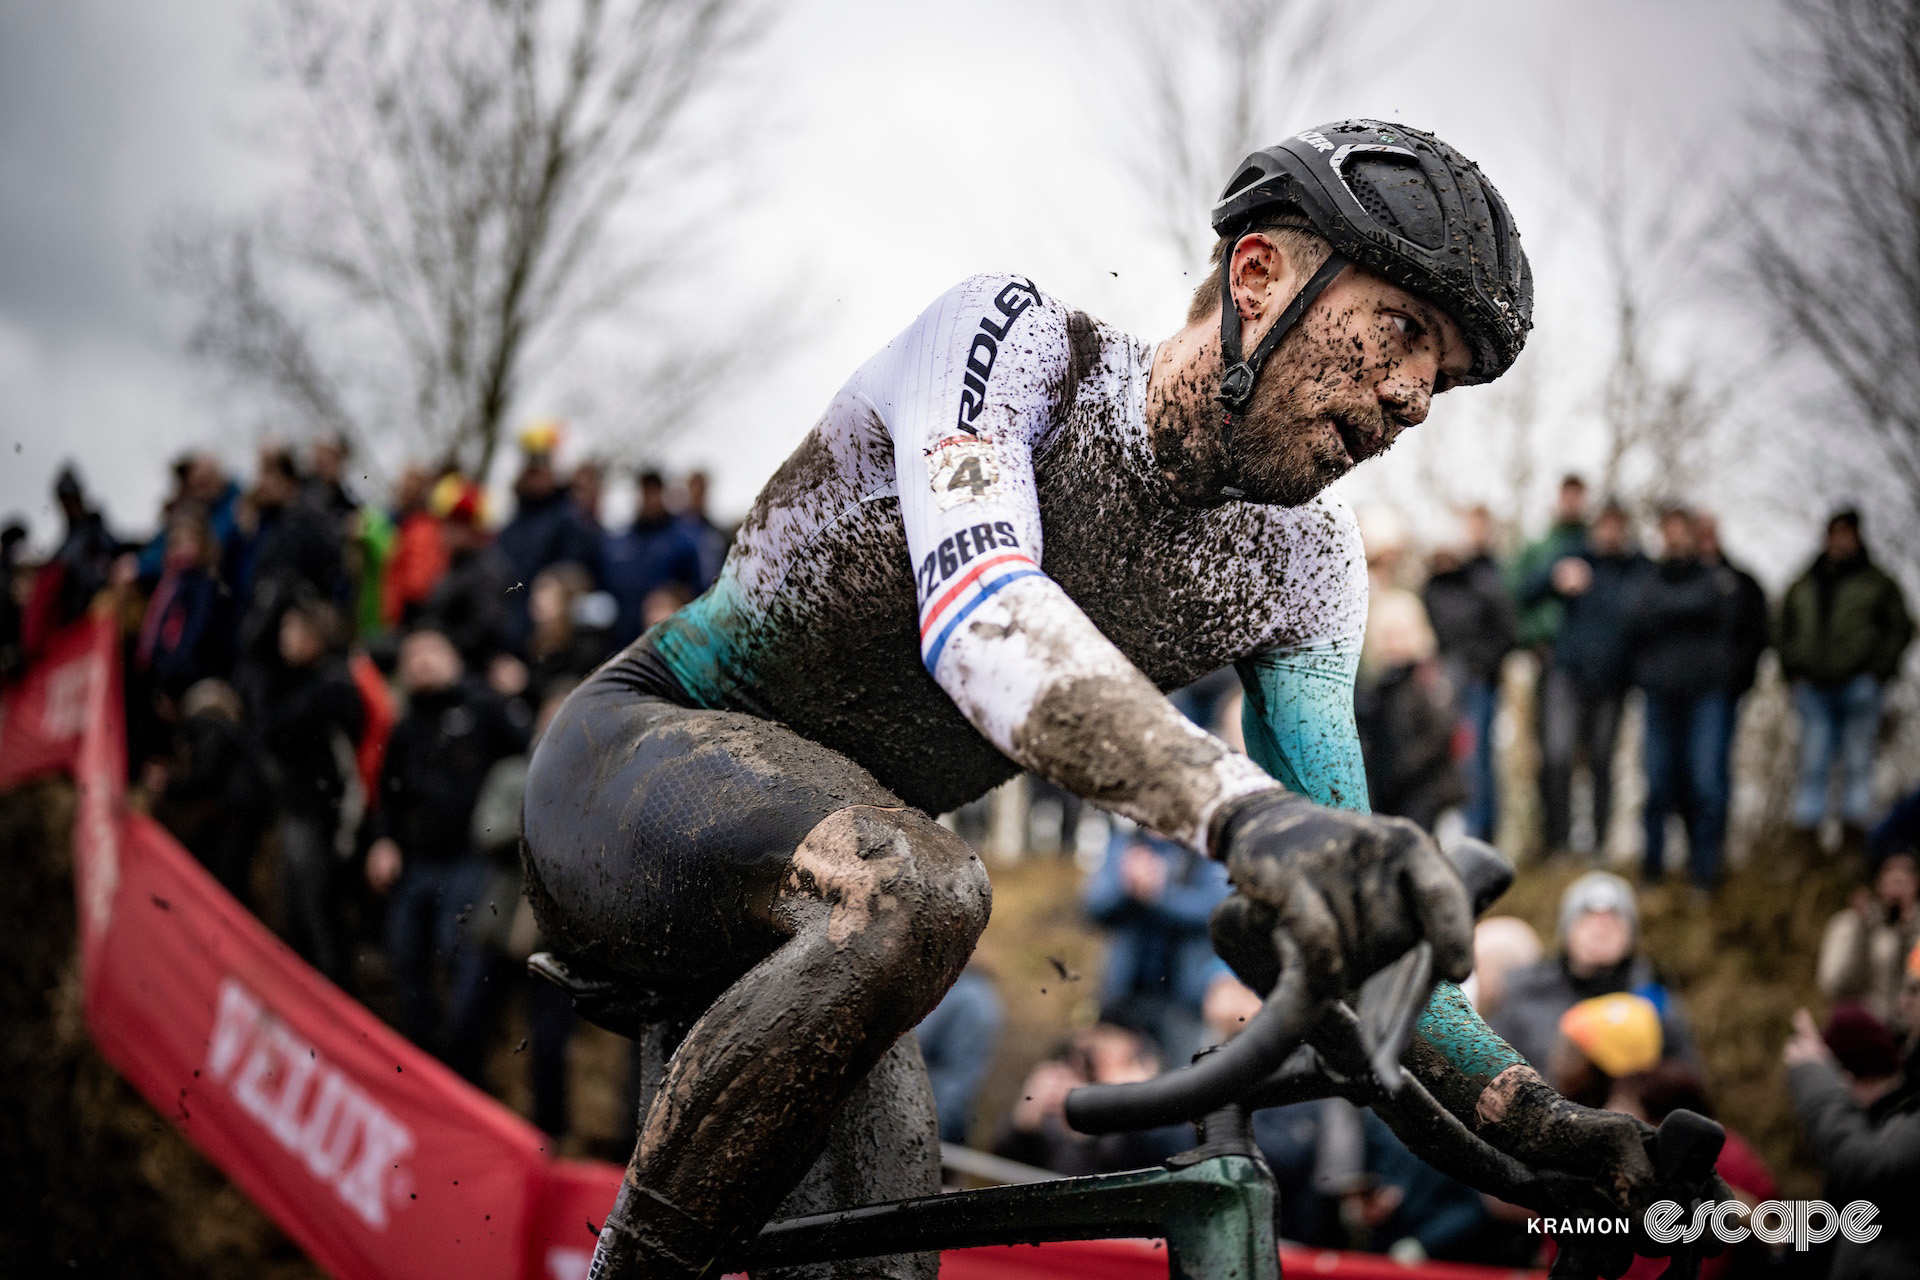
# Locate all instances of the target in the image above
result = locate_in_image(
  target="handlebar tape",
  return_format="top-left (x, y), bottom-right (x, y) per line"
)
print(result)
top-left (1063, 841), bottom-right (1512, 1134)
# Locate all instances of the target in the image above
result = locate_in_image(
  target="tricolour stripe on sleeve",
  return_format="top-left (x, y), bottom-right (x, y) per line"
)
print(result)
top-left (920, 563), bottom-right (1045, 673)
top-left (918, 551), bottom-right (1036, 639)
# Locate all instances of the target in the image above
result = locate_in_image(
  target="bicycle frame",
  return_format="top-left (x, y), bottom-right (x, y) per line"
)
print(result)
top-left (542, 838), bottom-right (1724, 1280)
top-left (720, 1109), bottom-right (1278, 1280)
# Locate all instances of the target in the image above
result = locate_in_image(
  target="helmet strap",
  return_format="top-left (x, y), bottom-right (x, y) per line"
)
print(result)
top-left (1214, 240), bottom-right (1348, 496)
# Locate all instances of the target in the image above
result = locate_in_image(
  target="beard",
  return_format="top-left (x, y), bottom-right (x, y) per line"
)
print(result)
top-left (1226, 323), bottom-right (1402, 507)
top-left (1146, 310), bottom-right (1404, 508)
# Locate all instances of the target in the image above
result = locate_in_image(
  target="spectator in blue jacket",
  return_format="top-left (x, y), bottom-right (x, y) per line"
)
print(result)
top-left (136, 453), bottom-right (241, 580)
top-left (1083, 826), bottom-right (1232, 1071)
top-left (495, 446), bottom-right (601, 652)
top-left (913, 967), bottom-right (1004, 1144)
top-left (601, 470), bottom-right (704, 647)
top-left (1521, 501), bottom-right (1650, 854)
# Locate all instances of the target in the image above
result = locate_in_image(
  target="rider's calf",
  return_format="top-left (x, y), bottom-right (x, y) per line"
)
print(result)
top-left (601, 805), bottom-right (989, 1279)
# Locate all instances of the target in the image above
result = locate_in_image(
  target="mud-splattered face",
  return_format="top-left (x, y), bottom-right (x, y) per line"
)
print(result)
top-left (1232, 264), bottom-right (1471, 506)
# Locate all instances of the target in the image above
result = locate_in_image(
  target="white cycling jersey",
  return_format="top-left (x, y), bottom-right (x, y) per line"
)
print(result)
top-left (653, 273), bottom-right (1370, 849)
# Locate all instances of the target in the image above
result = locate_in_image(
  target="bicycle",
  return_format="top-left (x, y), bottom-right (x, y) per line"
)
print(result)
top-left (533, 839), bottom-right (1727, 1280)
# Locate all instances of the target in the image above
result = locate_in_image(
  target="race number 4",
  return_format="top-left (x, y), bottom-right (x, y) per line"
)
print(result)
top-left (927, 436), bottom-right (1001, 509)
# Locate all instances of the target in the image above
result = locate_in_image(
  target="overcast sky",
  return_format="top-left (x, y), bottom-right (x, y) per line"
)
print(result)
top-left (1, 0), bottom-right (1808, 576)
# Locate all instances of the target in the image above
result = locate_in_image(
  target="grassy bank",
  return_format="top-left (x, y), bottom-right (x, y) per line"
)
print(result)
top-left (0, 780), bottom-right (321, 1279)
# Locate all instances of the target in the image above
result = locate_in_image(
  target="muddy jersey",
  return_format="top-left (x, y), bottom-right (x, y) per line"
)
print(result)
top-left (651, 273), bottom-right (1370, 847)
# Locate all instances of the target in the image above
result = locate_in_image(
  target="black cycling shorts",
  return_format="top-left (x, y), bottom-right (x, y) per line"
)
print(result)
top-left (522, 636), bottom-right (903, 1018)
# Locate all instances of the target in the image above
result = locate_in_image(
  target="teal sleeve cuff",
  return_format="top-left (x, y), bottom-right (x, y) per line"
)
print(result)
top-left (1415, 979), bottom-right (1526, 1089)
top-left (1235, 637), bottom-right (1370, 813)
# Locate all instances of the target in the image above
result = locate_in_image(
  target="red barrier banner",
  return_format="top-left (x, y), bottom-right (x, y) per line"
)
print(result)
top-left (0, 611), bottom-right (125, 975)
top-left (0, 609), bottom-right (106, 784)
top-left (945, 1240), bottom-right (1539, 1280)
top-left (94, 812), bottom-right (558, 1278)
top-left (3, 617), bottom-right (623, 1280)
top-left (2, 614), bottom-right (1538, 1280)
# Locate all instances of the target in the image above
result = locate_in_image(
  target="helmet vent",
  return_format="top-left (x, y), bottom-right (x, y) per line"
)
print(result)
top-left (1485, 185), bottom-right (1517, 292)
top-left (1344, 154), bottom-right (1445, 251)
top-left (1352, 179), bottom-right (1402, 235)
top-left (1224, 163), bottom-right (1268, 199)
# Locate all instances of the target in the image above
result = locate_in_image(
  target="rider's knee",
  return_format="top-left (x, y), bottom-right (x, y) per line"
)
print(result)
top-left (787, 806), bottom-right (990, 977)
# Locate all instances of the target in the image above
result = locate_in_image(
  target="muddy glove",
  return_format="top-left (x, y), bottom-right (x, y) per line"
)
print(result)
top-left (1206, 791), bottom-right (1473, 1000)
top-left (1488, 1085), bottom-right (1731, 1280)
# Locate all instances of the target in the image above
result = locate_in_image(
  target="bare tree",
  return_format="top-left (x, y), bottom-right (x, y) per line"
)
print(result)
top-left (1412, 341), bottom-right (1549, 535)
top-left (162, 0), bottom-right (766, 477)
top-left (1566, 137), bottom-right (1738, 518)
top-left (1118, 0), bottom-right (1371, 269)
top-left (1745, 0), bottom-right (1920, 562)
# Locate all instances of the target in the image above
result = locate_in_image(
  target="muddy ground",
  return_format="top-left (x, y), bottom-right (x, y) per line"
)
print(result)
top-left (0, 777), bottom-right (1850, 1272)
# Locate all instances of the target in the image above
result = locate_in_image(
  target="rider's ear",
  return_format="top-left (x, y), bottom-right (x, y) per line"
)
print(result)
top-left (1229, 235), bottom-right (1283, 323)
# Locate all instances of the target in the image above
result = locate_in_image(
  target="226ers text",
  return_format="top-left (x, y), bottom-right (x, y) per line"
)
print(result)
top-left (916, 521), bottom-right (1023, 598)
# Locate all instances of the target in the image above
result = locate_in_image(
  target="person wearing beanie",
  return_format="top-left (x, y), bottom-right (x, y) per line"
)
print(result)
top-left (1822, 1004), bottom-right (1905, 1107)
top-left (1487, 871), bottom-right (1699, 1073)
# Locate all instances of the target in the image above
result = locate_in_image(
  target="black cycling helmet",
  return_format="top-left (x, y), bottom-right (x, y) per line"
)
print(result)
top-left (1208, 120), bottom-right (1532, 424)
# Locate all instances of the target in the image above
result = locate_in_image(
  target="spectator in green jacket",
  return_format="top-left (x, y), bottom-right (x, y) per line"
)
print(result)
top-left (1507, 474), bottom-right (1589, 652)
top-left (1778, 509), bottom-right (1914, 834)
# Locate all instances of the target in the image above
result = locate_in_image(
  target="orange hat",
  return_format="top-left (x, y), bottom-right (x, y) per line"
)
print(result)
top-left (430, 474), bottom-right (487, 526)
top-left (518, 418), bottom-right (564, 458)
top-left (1559, 993), bottom-right (1662, 1078)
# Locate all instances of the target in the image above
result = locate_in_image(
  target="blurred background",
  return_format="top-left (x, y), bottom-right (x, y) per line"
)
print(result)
top-left (6, 0), bottom-right (1920, 1276)
top-left (6, 0), bottom-right (1905, 576)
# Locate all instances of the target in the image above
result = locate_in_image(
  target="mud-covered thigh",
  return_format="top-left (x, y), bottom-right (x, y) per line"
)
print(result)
top-left (521, 678), bottom-right (903, 1003)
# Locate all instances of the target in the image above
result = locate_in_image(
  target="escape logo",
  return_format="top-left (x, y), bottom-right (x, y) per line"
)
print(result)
top-left (205, 977), bottom-right (416, 1230)
top-left (1645, 1200), bottom-right (1881, 1250)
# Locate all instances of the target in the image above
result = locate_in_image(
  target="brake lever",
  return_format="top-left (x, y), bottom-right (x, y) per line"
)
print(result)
top-left (1353, 943), bottom-right (1434, 1092)
top-left (1350, 835), bottom-right (1511, 1092)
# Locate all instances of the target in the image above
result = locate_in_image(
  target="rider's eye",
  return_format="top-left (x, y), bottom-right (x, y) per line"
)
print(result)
top-left (1388, 313), bottom-right (1423, 342)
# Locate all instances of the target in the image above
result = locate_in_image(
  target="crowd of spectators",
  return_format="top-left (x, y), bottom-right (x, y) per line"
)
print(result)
top-left (1347, 477), bottom-right (1911, 891)
top-left (971, 858), bottom-right (1791, 1269)
top-left (8, 449), bottom-right (1920, 1274)
top-left (935, 482), bottom-right (1920, 1274)
top-left (1, 429), bottom-right (725, 1142)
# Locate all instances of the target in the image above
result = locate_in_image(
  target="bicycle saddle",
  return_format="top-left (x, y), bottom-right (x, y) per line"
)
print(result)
top-left (527, 951), bottom-right (682, 1038)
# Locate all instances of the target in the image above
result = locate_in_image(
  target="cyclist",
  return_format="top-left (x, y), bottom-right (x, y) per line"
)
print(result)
top-left (526, 121), bottom-right (1700, 1279)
